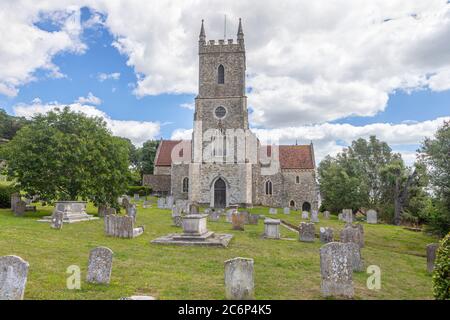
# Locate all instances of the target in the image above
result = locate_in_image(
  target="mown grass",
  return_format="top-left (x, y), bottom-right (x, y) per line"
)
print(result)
top-left (0, 201), bottom-right (438, 300)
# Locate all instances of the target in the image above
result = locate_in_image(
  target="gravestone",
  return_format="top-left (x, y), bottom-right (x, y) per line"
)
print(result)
top-left (217, 208), bottom-right (225, 215)
top-left (225, 209), bottom-right (235, 223)
top-left (231, 213), bottom-right (245, 231)
top-left (157, 198), bottom-right (165, 209)
top-left (342, 209), bottom-right (353, 223)
top-left (426, 243), bottom-right (439, 273)
top-left (133, 194), bottom-right (140, 201)
top-left (299, 222), bottom-right (315, 242)
top-left (283, 207), bottom-right (290, 215)
top-left (344, 242), bottom-right (364, 272)
top-left (0, 255), bottom-right (29, 300)
top-left (142, 200), bottom-right (152, 209)
top-left (338, 213), bottom-right (343, 221)
top-left (239, 211), bottom-right (249, 224)
top-left (190, 203), bottom-right (200, 214)
top-left (366, 209), bottom-right (377, 224)
top-left (320, 227), bottom-right (334, 243)
top-left (10, 193), bottom-right (20, 212)
top-left (14, 200), bottom-right (26, 217)
top-left (323, 211), bottom-right (330, 219)
top-left (166, 196), bottom-right (174, 208)
top-left (126, 204), bottom-right (137, 222)
top-left (173, 215), bottom-right (183, 227)
top-left (224, 257), bottom-right (254, 300)
top-left (86, 247), bottom-right (114, 284)
top-left (172, 206), bottom-right (182, 217)
top-left (51, 212), bottom-right (63, 230)
top-left (269, 208), bottom-right (277, 215)
top-left (311, 210), bottom-right (319, 223)
top-left (301, 211), bottom-right (309, 219)
top-left (340, 224), bottom-right (364, 248)
top-left (263, 218), bottom-right (280, 239)
top-left (208, 211), bottom-right (220, 222)
top-left (248, 214), bottom-right (259, 225)
top-left (98, 205), bottom-right (108, 218)
top-left (104, 215), bottom-right (144, 238)
top-left (320, 242), bottom-right (354, 298)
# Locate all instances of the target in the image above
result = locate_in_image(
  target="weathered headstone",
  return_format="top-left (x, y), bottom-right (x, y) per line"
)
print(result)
top-left (166, 196), bottom-right (174, 208)
top-left (86, 247), bottom-right (114, 284)
top-left (126, 204), bottom-right (137, 222)
top-left (320, 242), bottom-right (354, 298)
top-left (344, 242), bottom-right (364, 272)
top-left (231, 213), bottom-right (245, 231)
top-left (0, 255), bottom-right (29, 300)
top-left (204, 208), bottom-right (212, 215)
top-left (301, 211), bottom-right (309, 219)
top-left (173, 215), bottom-right (183, 227)
top-left (225, 209), bottom-right (235, 223)
top-left (283, 207), bottom-right (290, 215)
top-left (14, 200), bottom-right (26, 217)
top-left (10, 193), bottom-right (20, 212)
top-left (189, 203), bottom-right (200, 214)
top-left (299, 222), bottom-right (315, 242)
top-left (264, 218), bottom-right (280, 239)
top-left (133, 193), bottom-right (140, 201)
top-left (311, 210), bottom-right (319, 223)
top-left (269, 208), bottom-right (277, 215)
top-left (366, 209), bottom-right (377, 224)
top-left (51, 212), bottom-right (63, 230)
top-left (323, 211), bottom-right (330, 219)
top-left (104, 215), bottom-right (144, 238)
top-left (172, 206), bottom-right (182, 217)
top-left (248, 214), bottom-right (259, 225)
top-left (224, 257), bottom-right (254, 300)
top-left (342, 209), bottom-right (353, 223)
top-left (340, 224), bottom-right (364, 248)
top-left (157, 198), bottom-right (165, 209)
top-left (426, 243), bottom-right (439, 273)
top-left (320, 227), bottom-right (333, 243)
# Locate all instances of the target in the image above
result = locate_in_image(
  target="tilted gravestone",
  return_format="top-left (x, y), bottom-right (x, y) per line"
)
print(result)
top-left (340, 224), bottom-right (364, 248)
top-left (426, 243), bottom-right (439, 273)
top-left (301, 211), bottom-right (309, 219)
top-left (231, 213), bottom-right (245, 231)
top-left (323, 211), bottom-right (330, 219)
top-left (86, 247), bottom-right (114, 284)
top-left (344, 242), bottom-right (364, 272)
top-left (320, 227), bottom-right (334, 243)
top-left (14, 200), bottom-right (27, 217)
top-left (311, 210), bottom-right (319, 223)
top-left (224, 257), bottom-right (254, 300)
top-left (51, 212), bottom-right (64, 230)
top-left (0, 255), bottom-right (29, 300)
top-left (320, 242), bottom-right (354, 298)
top-left (299, 222), bottom-right (315, 242)
top-left (366, 209), bottom-right (377, 224)
top-left (283, 207), bottom-right (290, 215)
top-left (342, 209), bottom-right (353, 223)
top-left (104, 215), bottom-right (144, 238)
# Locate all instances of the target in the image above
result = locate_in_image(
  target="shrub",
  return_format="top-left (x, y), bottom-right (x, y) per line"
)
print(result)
top-left (432, 232), bottom-right (450, 300)
top-left (0, 184), bottom-right (17, 208)
top-left (126, 186), bottom-right (152, 197)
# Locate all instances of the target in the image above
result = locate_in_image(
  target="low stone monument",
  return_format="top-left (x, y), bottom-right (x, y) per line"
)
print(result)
top-left (231, 212), bottom-right (245, 231)
top-left (426, 243), bottom-right (439, 273)
top-left (152, 214), bottom-right (233, 247)
top-left (311, 210), bottom-right (319, 223)
top-left (344, 242), bottom-right (364, 272)
top-left (283, 207), bottom-right (290, 215)
top-left (263, 218), bottom-right (280, 239)
top-left (342, 209), bottom-right (353, 223)
top-left (38, 201), bottom-right (98, 223)
top-left (87, 247), bottom-right (113, 284)
top-left (366, 209), bottom-right (377, 224)
top-left (104, 215), bottom-right (144, 238)
top-left (269, 208), bottom-right (277, 215)
top-left (51, 212), bottom-right (63, 230)
top-left (323, 211), bottom-right (330, 219)
top-left (224, 257), bottom-right (254, 300)
top-left (301, 211), bottom-right (309, 219)
top-left (0, 255), bottom-right (29, 300)
top-left (340, 224), bottom-right (364, 248)
top-left (320, 242), bottom-right (354, 298)
top-left (299, 222), bottom-right (315, 242)
top-left (320, 227), bottom-right (333, 243)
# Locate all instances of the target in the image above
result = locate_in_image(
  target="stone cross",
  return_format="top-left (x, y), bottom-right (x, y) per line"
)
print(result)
top-left (301, 211), bottom-right (309, 219)
top-left (340, 224), bottom-right (364, 248)
top-left (231, 212), bottom-right (245, 231)
top-left (51, 212), bottom-right (64, 230)
top-left (323, 211), bottom-right (330, 219)
top-left (299, 222), bottom-right (315, 242)
top-left (320, 242), bottom-right (354, 298)
top-left (269, 208), bottom-right (277, 215)
top-left (14, 200), bottom-right (26, 217)
top-left (283, 207), bottom-right (290, 215)
top-left (366, 209), bottom-right (377, 224)
top-left (426, 243), bottom-right (439, 273)
top-left (320, 227), bottom-right (333, 243)
top-left (342, 209), bottom-right (353, 223)
top-left (311, 210), bottom-right (319, 223)
top-left (86, 247), bottom-right (114, 284)
top-left (0, 255), bottom-right (29, 300)
top-left (264, 218), bottom-right (280, 239)
top-left (224, 257), bottom-right (254, 300)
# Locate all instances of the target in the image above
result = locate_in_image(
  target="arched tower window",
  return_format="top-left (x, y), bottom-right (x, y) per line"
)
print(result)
top-left (218, 64), bottom-right (225, 84)
top-left (265, 180), bottom-right (273, 196)
top-left (296, 176), bottom-right (300, 184)
top-left (182, 177), bottom-right (189, 193)
top-left (290, 200), bottom-right (296, 207)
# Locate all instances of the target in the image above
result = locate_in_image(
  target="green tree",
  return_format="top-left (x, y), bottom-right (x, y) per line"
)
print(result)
top-left (2, 107), bottom-right (130, 207)
top-left (0, 108), bottom-right (28, 141)
top-left (136, 140), bottom-right (160, 178)
top-left (420, 121), bottom-right (450, 236)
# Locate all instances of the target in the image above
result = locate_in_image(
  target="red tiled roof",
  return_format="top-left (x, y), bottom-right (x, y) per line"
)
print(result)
top-left (263, 145), bottom-right (315, 169)
top-left (155, 140), bottom-right (182, 166)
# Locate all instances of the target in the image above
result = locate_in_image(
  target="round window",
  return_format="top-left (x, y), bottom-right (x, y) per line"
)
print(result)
top-left (215, 106), bottom-right (227, 119)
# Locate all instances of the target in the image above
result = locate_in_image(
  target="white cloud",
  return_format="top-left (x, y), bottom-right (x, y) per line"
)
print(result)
top-left (13, 99), bottom-right (160, 146)
top-left (179, 102), bottom-right (195, 110)
top-left (171, 128), bottom-right (193, 140)
top-left (76, 92), bottom-right (102, 105)
top-left (97, 72), bottom-right (121, 82)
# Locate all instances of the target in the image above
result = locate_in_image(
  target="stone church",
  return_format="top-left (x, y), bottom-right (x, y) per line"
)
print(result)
top-left (143, 19), bottom-right (318, 211)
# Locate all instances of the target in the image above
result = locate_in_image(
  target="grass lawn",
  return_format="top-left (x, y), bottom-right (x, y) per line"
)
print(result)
top-left (0, 201), bottom-right (438, 300)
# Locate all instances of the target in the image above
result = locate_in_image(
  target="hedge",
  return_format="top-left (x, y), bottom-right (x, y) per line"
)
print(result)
top-left (126, 186), bottom-right (152, 197)
top-left (432, 232), bottom-right (450, 300)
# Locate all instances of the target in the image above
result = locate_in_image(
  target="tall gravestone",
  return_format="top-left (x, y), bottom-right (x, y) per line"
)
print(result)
top-left (224, 257), bottom-right (254, 300)
top-left (320, 242), bottom-right (354, 298)
top-left (340, 224), bottom-right (364, 248)
top-left (10, 193), bottom-right (21, 212)
top-left (98, 205), bottom-right (108, 218)
top-left (86, 247), bottom-right (114, 284)
top-left (366, 209), bottom-right (377, 224)
top-left (14, 200), bottom-right (27, 217)
top-left (126, 204), bottom-right (137, 222)
top-left (342, 209), bottom-right (353, 223)
top-left (344, 242), bottom-right (364, 272)
top-left (231, 213), bottom-right (245, 231)
top-left (426, 243), bottom-right (439, 273)
top-left (51, 212), bottom-right (64, 230)
top-left (283, 207), bottom-right (290, 215)
top-left (299, 222), bottom-right (315, 242)
top-left (0, 255), bottom-right (29, 300)
top-left (311, 210), bottom-right (319, 223)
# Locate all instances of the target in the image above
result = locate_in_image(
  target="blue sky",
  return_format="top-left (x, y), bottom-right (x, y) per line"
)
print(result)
top-left (1, 2), bottom-right (449, 164)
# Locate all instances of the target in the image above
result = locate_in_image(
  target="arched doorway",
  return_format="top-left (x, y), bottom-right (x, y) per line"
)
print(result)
top-left (289, 200), bottom-right (296, 208)
top-left (302, 202), bottom-right (311, 212)
top-left (214, 178), bottom-right (226, 208)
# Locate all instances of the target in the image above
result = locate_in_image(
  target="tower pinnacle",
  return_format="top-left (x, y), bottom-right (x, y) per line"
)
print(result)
top-left (237, 18), bottom-right (244, 44)
top-left (199, 19), bottom-right (206, 45)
